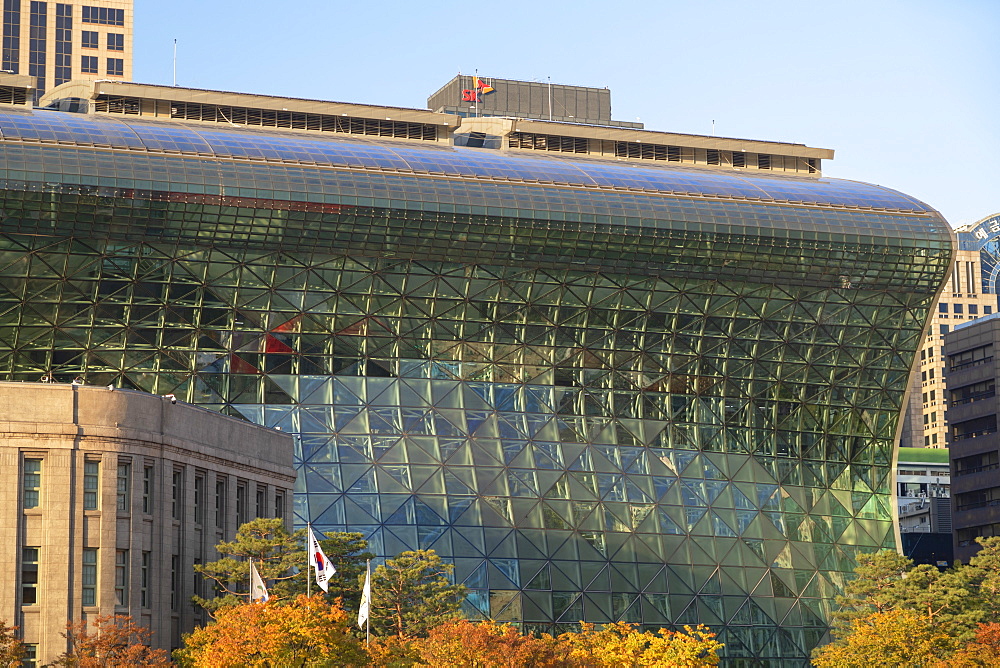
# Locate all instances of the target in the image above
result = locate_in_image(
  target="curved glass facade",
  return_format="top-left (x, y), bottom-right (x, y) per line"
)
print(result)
top-left (0, 109), bottom-right (953, 663)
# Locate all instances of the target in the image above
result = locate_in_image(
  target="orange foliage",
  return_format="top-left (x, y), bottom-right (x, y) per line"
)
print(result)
top-left (52, 614), bottom-right (170, 667)
top-left (412, 619), bottom-right (572, 667)
top-left (0, 619), bottom-right (24, 667)
top-left (175, 594), bottom-right (366, 667)
top-left (937, 622), bottom-right (1000, 667)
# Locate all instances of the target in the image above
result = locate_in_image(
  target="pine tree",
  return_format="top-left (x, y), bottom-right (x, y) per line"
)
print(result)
top-left (369, 549), bottom-right (467, 638)
top-left (194, 518), bottom-right (370, 614)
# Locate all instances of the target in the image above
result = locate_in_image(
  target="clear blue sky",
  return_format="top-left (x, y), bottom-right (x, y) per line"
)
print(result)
top-left (136, 0), bottom-right (998, 229)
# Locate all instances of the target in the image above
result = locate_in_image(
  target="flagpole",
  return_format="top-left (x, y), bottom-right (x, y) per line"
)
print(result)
top-left (306, 523), bottom-right (311, 597)
top-left (249, 557), bottom-right (252, 602)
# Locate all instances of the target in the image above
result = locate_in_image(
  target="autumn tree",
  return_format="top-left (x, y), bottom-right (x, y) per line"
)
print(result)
top-left (175, 594), bottom-right (366, 667)
top-left (51, 614), bottom-right (171, 667)
top-left (411, 619), bottom-right (572, 667)
top-left (194, 518), bottom-right (371, 613)
top-left (0, 620), bottom-right (25, 667)
top-left (558, 621), bottom-right (723, 667)
top-left (812, 609), bottom-right (956, 668)
top-left (370, 549), bottom-right (467, 638)
top-left (815, 537), bottom-right (1000, 665)
top-left (366, 635), bottom-right (422, 668)
top-left (941, 622), bottom-right (1000, 668)
top-left (829, 548), bottom-right (981, 642)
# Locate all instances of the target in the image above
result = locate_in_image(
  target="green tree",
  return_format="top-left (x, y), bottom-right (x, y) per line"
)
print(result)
top-left (194, 518), bottom-right (371, 614)
top-left (829, 549), bottom-right (980, 643)
top-left (816, 537), bottom-right (1000, 665)
top-left (370, 549), bottom-right (468, 638)
top-left (194, 517), bottom-right (307, 613)
top-left (963, 536), bottom-right (1000, 621)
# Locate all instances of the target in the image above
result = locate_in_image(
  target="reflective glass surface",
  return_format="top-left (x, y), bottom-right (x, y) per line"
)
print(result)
top-left (0, 108), bottom-right (954, 664)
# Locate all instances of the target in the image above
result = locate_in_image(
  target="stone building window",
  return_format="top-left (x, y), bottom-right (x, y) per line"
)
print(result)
top-left (83, 461), bottom-right (99, 510)
top-left (116, 462), bottom-right (130, 512)
top-left (140, 551), bottom-right (150, 607)
top-left (171, 469), bottom-right (183, 521)
top-left (23, 459), bottom-right (41, 509)
top-left (114, 549), bottom-right (128, 605)
top-left (82, 548), bottom-right (97, 606)
top-left (21, 547), bottom-right (38, 605)
top-left (142, 465), bottom-right (153, 514)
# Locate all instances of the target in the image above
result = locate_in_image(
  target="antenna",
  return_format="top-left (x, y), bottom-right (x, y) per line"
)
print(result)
top-left (548, 76), bottom-right (552, 121)
top-left (172, 39), bottom-right (177, 87)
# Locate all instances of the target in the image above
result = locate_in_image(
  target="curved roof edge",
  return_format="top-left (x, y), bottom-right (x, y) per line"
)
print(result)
top-left (0, 107), bottom-right (936, 216)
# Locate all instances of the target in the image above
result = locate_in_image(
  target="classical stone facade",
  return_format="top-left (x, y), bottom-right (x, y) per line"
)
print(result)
top-left (0, 382), bottom-right (294, 664)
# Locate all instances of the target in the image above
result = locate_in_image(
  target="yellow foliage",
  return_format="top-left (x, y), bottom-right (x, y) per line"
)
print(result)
top-left (559, 621), bottom-right (723, 667)
top-left (175, 594), bottom-right (366, 667)
top-left (812, 609), bottom-right (956, 668)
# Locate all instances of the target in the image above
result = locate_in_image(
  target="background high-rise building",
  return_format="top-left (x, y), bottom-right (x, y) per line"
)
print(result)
top-left (1, 0), bottom-right (133, 102)
top-left (899, 247), bottom-right (995, 450)
top-left (944, 314), bottom-right (1000, 563)
top-left (427, 74), bottom-right (643, 128)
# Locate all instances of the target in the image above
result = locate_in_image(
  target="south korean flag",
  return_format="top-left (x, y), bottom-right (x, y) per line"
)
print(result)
top-left (308, 524), bottom-right (337, 592)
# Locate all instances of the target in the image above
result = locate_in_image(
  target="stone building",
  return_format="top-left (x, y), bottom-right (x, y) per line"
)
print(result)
top-left (0, 381), bottom-right (294, 665)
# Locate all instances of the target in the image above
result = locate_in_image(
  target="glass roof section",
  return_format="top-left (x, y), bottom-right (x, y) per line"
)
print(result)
top-left (0, 109), bottom-right (936, 214)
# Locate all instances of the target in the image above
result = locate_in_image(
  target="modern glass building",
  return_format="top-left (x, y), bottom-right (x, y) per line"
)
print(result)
top-left (0, 78), bottom-right (953, 664)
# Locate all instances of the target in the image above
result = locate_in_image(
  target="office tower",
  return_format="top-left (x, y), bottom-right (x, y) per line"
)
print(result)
top-left (945, 314), bottom-right (1000, 563)
top-left (1, 0), bottom-right (132, 102)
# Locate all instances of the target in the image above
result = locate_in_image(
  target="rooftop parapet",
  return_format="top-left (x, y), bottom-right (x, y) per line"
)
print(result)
top-left (0, 381), bottom-right (293, 473)
top-left (0, 72), bottom-right (34, 106)
top-left (40, 79), bottom-right (461, 144)
top-left (39, 79), bottom-right (835, 176)
top-left (455, 116), bottom-right (832, 177)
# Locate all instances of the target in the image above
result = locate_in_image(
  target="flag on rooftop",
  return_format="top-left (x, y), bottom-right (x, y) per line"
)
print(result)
top-left (474, 76), bottom-right (494, 95)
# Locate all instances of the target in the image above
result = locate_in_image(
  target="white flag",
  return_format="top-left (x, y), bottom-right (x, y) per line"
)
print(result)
top-left (249, 558), bottom-right (269, 602)
top-left (358, 560), bottom-right (371, 629)
top-left (307, 525), bottom-right (337, 593)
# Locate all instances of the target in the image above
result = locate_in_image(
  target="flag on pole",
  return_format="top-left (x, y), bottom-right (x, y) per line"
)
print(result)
top-left (308, 525), bottom-right (337, 593)
top-left (358, 560), bottom-right (371, 629)
top-left (473, 76), bottom-right (494, 95)
top-left (249, 558), bottom-right (269, 602)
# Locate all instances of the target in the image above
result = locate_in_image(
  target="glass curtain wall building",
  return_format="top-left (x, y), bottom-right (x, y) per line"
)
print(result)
top-left (0, 94), bottom-right (952, 663)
